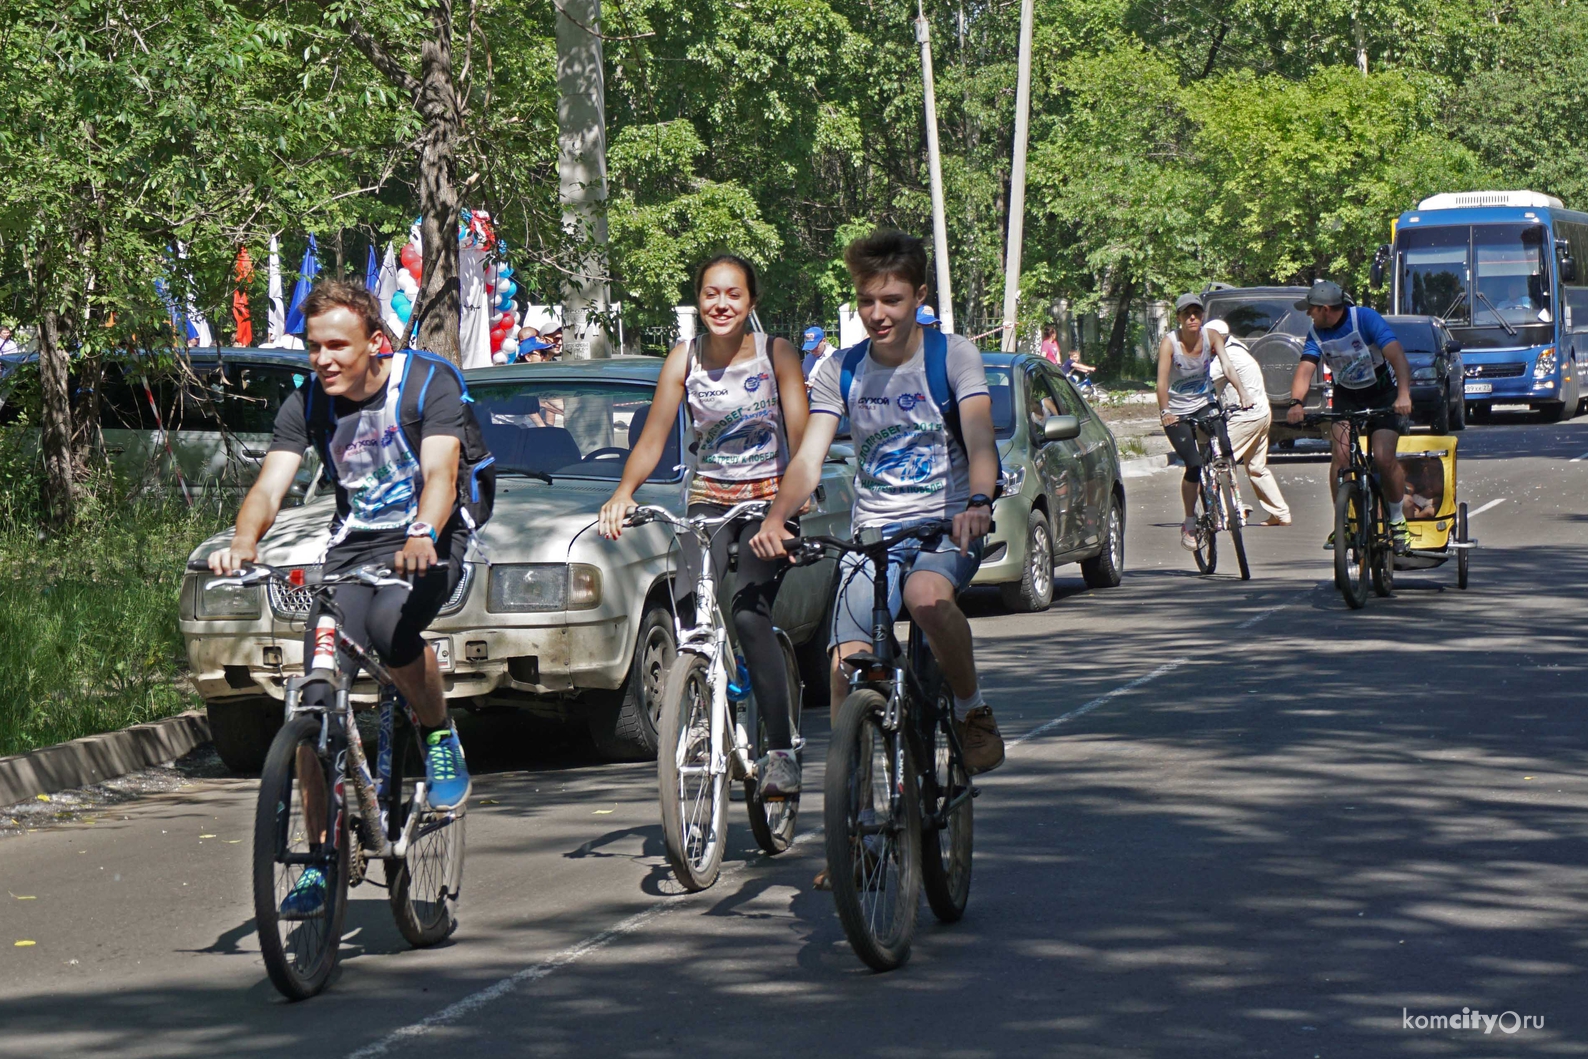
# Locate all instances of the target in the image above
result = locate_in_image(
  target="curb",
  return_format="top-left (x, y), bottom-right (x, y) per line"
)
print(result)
top-left (1120, 453), bottom-right (1176, 478)
top-left (0, 710), bottom-right (211, 807)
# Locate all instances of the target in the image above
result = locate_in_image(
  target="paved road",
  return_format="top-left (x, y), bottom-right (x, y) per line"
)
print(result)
top-left (3, 413), bottom-right (1587, 1058)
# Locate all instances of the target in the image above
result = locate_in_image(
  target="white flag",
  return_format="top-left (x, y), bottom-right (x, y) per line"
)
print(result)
top-left (266, 234), bottom-right (286, 342)
top-left (376, 244), bottom-right (402, 338)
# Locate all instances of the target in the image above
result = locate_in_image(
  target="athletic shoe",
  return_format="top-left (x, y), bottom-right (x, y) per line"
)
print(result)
top-left (279, 867), bottom-right (327, 918)
top-left (1323, 531), bottom-right (1336, 550)
top-left (1180, 518), bottom-right (1198, 551)
top-left (1392, 523), bottom-right (1413, 555)
top-left (757, 749), bottom-right (801, 798)
top-left (424, 728), bottom-right (472, 810)
top-left (957, 705), bottom-right (1006, 775)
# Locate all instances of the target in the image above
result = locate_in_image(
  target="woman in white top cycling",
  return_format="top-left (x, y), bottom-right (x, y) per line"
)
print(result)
top-left (598, 255), bottom-right (810, 796)
top-left (1157, 292), bottom-right (1251, 550)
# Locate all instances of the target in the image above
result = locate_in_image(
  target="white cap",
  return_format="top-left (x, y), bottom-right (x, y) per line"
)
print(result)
top-left (1204, 318), bottom-right (1230, 337)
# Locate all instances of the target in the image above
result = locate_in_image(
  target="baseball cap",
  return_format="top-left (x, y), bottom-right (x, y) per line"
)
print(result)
top-left (916, 305), bottom-right (941, 326)
top-left (1174, 292), bottom-right (1205, 313)
top-left (1204, 318), bottom-right (1230, 337)
top-left (520, 336), bottom-right (553, 352)
top-left (1295, 280), bottom-right (1346, 310)
top-left (801, 326), bottom-right (825, 351)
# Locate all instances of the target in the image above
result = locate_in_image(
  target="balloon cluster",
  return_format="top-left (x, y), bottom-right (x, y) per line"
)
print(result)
top-left (489, 258), bottom-right (523, 364)
top-left (392, 222), bottom-right (422, 326)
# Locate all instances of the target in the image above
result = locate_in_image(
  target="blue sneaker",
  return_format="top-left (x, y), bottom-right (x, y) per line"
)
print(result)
top-left (424, 728), bottom-right (471, 810)
top-left (279, 867), bottom-right (327, 918)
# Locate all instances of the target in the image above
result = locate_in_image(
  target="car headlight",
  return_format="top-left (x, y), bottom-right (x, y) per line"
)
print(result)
top-left (487, 563), bottom-right (602, 612)
top-left (1411, 366), bottom-right (1437, 382)
top-left (998, 465), bottom-right (1026, 494)
top-left (195, 577), bottom-right (262, 620)
top-left (1535, 348), bottom-right (1557, 379)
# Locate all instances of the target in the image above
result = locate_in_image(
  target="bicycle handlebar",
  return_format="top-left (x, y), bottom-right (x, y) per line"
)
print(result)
top-left (187, 560), bottom-right (412, 592)
top-left (781, 518), bottom-right (959, 566)
top-left (1301, 406), bottom-right (1398, 426)
top-left (623, 500), bottom-right (770, 539)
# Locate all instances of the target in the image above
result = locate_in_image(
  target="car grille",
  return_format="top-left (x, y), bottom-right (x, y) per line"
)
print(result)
top-left (1465, 363), bottom-right (1525, 379)
top-left (268, 564), bottom-right (473, 620)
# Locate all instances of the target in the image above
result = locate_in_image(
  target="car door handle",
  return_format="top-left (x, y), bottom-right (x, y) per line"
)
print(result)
top-left (814, 484), bottom-right (827, 503)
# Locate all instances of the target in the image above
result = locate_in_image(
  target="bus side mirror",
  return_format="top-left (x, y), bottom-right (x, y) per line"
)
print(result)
top-left (1557, 239), bottom-right (1577, 283)
top-left (1369, 243), bottom-right (1390, 288)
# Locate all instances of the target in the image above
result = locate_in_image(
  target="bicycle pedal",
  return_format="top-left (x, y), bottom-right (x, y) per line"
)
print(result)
top-left (970, 785), bottom-right (981, 798)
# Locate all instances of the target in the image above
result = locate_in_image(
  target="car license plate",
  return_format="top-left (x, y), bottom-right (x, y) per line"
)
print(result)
top-left (1465, 382), bottom-right (1493, 394)
top-left (426, 637), bottom-right (453, 671)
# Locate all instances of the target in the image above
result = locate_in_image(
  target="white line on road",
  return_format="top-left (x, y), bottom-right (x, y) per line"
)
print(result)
top-left (1571, 451), bottom-right (1588, 462)
top-left (1007, 659), bottom-right (1190, 748)
top-left (1236, 602), bottom-right (1291, 630)
top-left (1467, 498), bottom-right (1507, 518)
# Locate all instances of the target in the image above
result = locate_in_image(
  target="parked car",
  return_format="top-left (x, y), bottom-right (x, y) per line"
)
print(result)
top-left (969, 353), bottom-right (1126, 611)
top-left (181, 356), bottom-right (858, 772)
top-left (1201, 285), bottom-right (1325, 444)
top-left (1382, 315), bottom-right (1466, 433)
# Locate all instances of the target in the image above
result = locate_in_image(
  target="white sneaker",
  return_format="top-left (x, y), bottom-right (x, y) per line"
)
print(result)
top-left (1180, 518), bottom-right (1198, 551)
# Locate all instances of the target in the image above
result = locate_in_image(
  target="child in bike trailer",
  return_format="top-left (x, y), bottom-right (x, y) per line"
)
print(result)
top-left (209, 280), bottom-right (491, 915)
top-left (751, 228), bottom-right (1007, 845)
top-left (1283, 281), bottom-right (1415, 553)
top-left (1156, 292), bottom-right (1253, 551)
top-left (598, 255), bottom-right (811, 798)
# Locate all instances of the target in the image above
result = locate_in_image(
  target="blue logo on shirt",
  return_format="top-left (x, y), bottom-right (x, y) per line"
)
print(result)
top-left (896, 392), bottom-right (928, 412)
top-left (744, 372), bottom-right (769, 393)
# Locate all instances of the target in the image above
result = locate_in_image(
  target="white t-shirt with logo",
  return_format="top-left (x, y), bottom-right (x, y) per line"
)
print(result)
top-left (808, 333), bottom-right (989, 531)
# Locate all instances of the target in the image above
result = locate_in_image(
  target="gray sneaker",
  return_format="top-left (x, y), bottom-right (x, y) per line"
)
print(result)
top-left (757, 749), bottom-right (802, 798)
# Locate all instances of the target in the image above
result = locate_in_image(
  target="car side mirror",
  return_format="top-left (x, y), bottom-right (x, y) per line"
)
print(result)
top-left (1444, 339), bottom-right (1461, 354)
top-left (1042, 415), bottom-right (1081, 441)
top-left (1370, 243), bottom-right (1390, 288)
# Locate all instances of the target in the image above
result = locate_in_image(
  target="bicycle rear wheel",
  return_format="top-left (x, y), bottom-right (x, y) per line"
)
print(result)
top-left (745, 634), bottom-right (802, 855)
top-left (658, 654), bottom-right (729, 891)
top-left (253, 714), bottom-right (349, 1000)
top-left (386, 717), bottom-right (466, 947)
top-left (1219, 472), bottom-right (1251, 581)
top-left (1371, 490), bottom-right (1395, 598)
top-left (825, 689), bottom-right (921, 972)
top-left (1194, 474), bottom-right (1218, 575)
top-left (1334, 485), bottom-right (1370, 609)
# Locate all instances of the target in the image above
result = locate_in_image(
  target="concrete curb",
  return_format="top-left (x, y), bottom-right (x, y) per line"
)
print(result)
top-left (1120, 453), bottom-right (1176, 478)
top-left (0, 710), bottom-right (210, 806)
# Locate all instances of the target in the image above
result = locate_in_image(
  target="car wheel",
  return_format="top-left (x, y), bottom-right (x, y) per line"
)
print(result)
top-left (588, 603), bottom-right (675, 762)
top-left (1431, 394), bottom-right (1450, 434)
top-left (1469, 403), bottom-right (1491, 423)
top-left (999, 509), bottom-right (1053, 612)
top-left (206, 697), bottom-right (283, 775)
top-left (1080, 493), bottom-right (1125, 589)
top-left (1449, 393), bottom-right (1466, 431)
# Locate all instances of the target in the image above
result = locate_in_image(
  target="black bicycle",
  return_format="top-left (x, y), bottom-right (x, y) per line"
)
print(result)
top-left (785, 520), bottom-right (976, 971)
top-left (1180, 406), bottom-right (1250, 580)
top-left (1305, 407), bottom-right (1399, 609)
top-left (189, 561), bottom-right (466, 999)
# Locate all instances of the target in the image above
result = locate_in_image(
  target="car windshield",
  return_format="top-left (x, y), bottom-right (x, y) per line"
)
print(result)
top-left (983, 367), bottom-right (1019, 439)
top-left (469, 379), bottom-right (683, 482)
top-left (1386, 321), bottom-right (1438, 355)
top-left (1398, 222), bottom-right (1554, 348)
top-left (1205, 297), bottom-right (1301, 339)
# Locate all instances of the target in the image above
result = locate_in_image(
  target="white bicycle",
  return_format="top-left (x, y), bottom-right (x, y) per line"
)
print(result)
top-left (626, 501), bottom-right (804, 891)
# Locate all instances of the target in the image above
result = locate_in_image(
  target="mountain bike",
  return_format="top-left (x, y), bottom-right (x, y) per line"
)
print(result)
top-left (626, 501), bottom-right (803, 892)
top-left (1306, 407), bottom-right (1399, 609)
top-left (189, 561), bottom-right (466, 1000)
top-left (785, 519), bottom-right (977, 972)
top-left (1183, 406), bottom-right (1250, 580)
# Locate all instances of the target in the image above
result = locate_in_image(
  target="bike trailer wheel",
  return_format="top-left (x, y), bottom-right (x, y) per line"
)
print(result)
top-left (253, 715), bottom-right (349, 1000)
top-left (1457, 501), bottom-right (1470, 589)
top-left (1334, 487), bottom-right (1369, 609)
top-left (386, 719), bottom-right (466, 948)
top-left (825, 689), bottom-right (921, 972)
top-left (745, 634), bottom-right (802, 856)
top-left (658, 654), bottom-right (729, 891)
top-left (1220, 473), bottom-right (1251, 581)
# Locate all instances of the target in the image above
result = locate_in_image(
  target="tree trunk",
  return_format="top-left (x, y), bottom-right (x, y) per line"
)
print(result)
top-left (37, 307), bottom-right (75, 527)
top-left (413, 0), bottom-right (462, 364)
top-left (1104, 271), bottom-right (1135, 373)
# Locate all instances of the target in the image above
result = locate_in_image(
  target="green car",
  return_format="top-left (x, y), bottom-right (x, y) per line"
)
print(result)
top-left (971, 352), bottom-right (1126, 611)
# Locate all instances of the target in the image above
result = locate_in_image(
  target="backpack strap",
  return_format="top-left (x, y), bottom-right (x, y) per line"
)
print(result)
top-left (920, 327), bottom-right (965, 449)
top-left (838, 341), bottom-right (869, 408)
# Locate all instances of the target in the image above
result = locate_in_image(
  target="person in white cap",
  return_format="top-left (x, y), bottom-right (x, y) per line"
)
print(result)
top-left (1204, 318), bottom-right (1290, 526)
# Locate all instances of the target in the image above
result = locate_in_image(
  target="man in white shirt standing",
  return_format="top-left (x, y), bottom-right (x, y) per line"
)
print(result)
top-left (1205, 319), bottom-right (1289, 526)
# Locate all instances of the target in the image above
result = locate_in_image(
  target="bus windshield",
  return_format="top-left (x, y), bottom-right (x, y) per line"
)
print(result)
top-left (1397, 223), bottom-right (1553, 349)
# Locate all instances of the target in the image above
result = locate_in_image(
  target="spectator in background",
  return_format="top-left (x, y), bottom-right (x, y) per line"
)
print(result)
top-left (517, 324), bottom-right (541, 345)
top-left (0, 325), bottom-right (18, 357)
top-left (916, 305), bottom-right (942, 330)
top-left (1039, 323), bottom-right (1061, 365)
top-left (800, 325), bottom-right (836, 379)
top-left (542, 322), bottom-right (563, 358)
top-left (1205, 318), bottom-right (1289, 526)
top-left (1061, 346), bottom-right (1097, 378)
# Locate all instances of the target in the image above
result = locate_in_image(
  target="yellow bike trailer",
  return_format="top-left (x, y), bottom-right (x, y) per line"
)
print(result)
top-left (1381, 434), bottom-right (1474, 586)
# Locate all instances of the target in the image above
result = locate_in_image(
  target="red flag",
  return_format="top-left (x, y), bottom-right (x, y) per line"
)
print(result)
top-left (232, 247), bottom-right (254, 347)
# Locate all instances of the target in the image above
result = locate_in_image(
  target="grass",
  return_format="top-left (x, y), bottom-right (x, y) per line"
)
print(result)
top-left (0, 487), bottom-right (232, 758)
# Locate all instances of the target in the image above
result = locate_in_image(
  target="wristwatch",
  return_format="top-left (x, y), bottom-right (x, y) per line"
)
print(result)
top-left (407, 522), bottom-right (438, 543)
top-left (1287, 398), bottom-right (1304, 408)
top-left (966, 494), bottom-right (993, 511)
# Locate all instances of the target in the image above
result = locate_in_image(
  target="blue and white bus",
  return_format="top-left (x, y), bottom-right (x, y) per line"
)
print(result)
top-left (1376, 190), bottom-right (1588, 421)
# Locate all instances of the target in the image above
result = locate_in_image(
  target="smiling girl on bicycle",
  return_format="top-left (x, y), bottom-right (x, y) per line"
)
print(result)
top-left (598, 255), bottom-right (810, 797)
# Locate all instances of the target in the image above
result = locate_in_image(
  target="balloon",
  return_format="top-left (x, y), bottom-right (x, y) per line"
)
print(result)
top-left (396, 272), bottom-right (418, 296)
top-left (406, 263), bottom-right (421, 283)
top-left (498, 279), bottom-right (517, 301)
top-left (498, 263), bottom-right (514, 279)
top-left (490, 331), bottom-right (505, 352)
top-left (502, 337), bottom-right (519, 357)
top-left (492, 350), bottom-right (508, 365)
top-left (400, 244), bottom-right (420, 270)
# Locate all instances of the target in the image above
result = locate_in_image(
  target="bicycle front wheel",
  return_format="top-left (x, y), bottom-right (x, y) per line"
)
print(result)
top-left (1335, 485), bottom-right (1369, 609)
top-left (745, 634), bottom-right (802, 855)
top-left (918, 702), bottom-right (973, 923)
top-left (1219, 472), bottom-right (1251, 580)
top-left (825, 689), bottom-right (921, 972)
top-left (1194, 475), bottom-right (1218, 575)
top-left (386, 718), bottom-right (466, 947)
top-left (658, 654), bottom-right (729, 891)
top-left (1371, 489), bottom-right (1395, 598)
top-left (253, 715), bottom-right (349, 1000)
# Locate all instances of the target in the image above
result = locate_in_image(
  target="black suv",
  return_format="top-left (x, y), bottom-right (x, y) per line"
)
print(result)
top-left (1202, 285), bottom-right (1320, 443)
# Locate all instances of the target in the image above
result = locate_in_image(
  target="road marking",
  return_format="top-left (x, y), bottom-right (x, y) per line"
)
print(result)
top-left (1007, 659), bottom-right (1189, 748)
top-left (1236, 602), bottom-right (1291, 630)
top-left (1571, 451), bottom-right (1588, 462)
top-left (1467, 498), bottom-right (1506, 518)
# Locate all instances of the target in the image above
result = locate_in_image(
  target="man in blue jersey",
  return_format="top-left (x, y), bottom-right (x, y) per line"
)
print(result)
top-left (1284, 281), bottom-right (1414, 552)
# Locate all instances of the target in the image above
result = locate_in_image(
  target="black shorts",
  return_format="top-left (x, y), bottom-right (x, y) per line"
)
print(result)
top-left (1333, 382), bottom-right (1408, 436)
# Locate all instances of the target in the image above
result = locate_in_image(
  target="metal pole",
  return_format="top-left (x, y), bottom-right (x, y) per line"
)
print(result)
top-left (916, 4), bottom-right (955, 335)
top-left (556, 0), bottom-right (611, 361)
top-left (999, 0), bottom-right (1035, 353)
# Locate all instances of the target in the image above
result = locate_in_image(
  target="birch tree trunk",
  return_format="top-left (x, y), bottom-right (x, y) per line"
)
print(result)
top-left (37, 305), bottom-right (75, 527)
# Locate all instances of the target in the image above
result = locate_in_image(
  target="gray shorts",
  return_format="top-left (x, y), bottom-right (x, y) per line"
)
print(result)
top-left (830, 520), bottom-right (984, 648)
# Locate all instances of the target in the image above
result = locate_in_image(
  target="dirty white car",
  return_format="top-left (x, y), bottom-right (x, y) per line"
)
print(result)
top-left (182, 356), bottom-right (856, 771)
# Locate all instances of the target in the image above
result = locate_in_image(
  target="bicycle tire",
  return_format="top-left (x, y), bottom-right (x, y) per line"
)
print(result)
top-left (386, 717), bottom-right (466, 947)
top-left (1335, 485), bottom-right (1369, 609)
top-left (1220, 471), bottom-right (1251, 581)
top-left (1371, 489), bottom-right (1395, 598)
top-left (253, 715), bottom-right (349, 1000)
top-left (825, 689), bottom-right (921, 972)
top-left (1457, 501), bottom-right (1470, 589)
top-left (745, 634), bottom-right (802, 855)
top-left (657, 653), bottom-right (729, 891)
top-left (1194, 473), bottom-right (1217, 575)
top-left (916, 661), bottom-right (972, 923)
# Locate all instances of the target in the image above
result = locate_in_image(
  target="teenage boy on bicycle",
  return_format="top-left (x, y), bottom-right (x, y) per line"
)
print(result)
top-left (750, 228), bottom-right (1005, 778)
top-left (208, 281), bottom-right (477, 913)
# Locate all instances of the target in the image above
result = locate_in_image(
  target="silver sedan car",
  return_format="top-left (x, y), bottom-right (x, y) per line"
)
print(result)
top-left (182, 357), bottom-right (856, 771)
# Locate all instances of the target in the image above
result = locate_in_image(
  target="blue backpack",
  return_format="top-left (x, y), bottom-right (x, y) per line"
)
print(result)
top-left (837, 327), bottom-right (1002, 485)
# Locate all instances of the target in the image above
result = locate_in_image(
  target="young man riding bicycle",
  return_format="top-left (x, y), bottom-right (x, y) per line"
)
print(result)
top-left (1283, 281), bottom-right (1415, 553)
top-left (209, 280), bottom-right (480, 914)
top-left (750, 228), bottom-right (1005, 783)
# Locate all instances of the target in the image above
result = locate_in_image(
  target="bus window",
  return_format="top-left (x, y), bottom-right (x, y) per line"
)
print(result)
top-left (1399, 226), bottom-right (1468, 323)
top-left (1473, 224), bottom-right (1549, 328)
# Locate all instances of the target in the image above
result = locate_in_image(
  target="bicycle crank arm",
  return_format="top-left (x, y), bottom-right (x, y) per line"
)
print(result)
top-left (390, 782), bottom-right (428, 859)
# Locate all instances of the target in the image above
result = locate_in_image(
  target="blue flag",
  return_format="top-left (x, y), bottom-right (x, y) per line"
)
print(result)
top-left (365, 244), bottom-right (379, 291)
top-left (284, 234), bottom-right (321, 335)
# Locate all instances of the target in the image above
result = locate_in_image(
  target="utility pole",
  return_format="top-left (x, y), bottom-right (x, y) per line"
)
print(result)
top-left (556, 0), bottom-right (611, 360)
top-left (915, 2), bottom-right (956, 334)
top-left (999, 0), bottom-right (1035, 353)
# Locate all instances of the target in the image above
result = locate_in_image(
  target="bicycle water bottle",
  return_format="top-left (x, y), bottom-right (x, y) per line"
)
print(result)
top-left (726, 654), bottom-right (751, 702)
